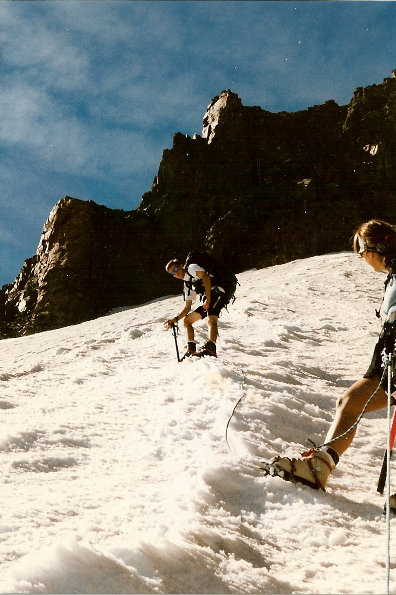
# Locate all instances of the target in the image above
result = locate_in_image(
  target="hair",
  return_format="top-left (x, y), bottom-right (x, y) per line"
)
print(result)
top-left (353, 219), bottom-right (396, 264)
top-left (165, 258), bottom-right (181, 273)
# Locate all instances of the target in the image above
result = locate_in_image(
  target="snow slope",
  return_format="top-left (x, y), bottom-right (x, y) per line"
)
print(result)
top-left (0, 252), bottom-right (394, 594)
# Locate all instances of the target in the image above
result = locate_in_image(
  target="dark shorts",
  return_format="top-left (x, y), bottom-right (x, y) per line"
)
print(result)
top-left (193, 290), bottom-right (228, 318)
top-left (364, 337), bottom-right (396, 394)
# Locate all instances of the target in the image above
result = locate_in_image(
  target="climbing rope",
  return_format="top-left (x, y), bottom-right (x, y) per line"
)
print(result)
top-left (225, 388), bottom-right (245, 454)
top-left (313, 365), bottom-right (387, 452)
top-left (224, 350), bottom-right (394, 593)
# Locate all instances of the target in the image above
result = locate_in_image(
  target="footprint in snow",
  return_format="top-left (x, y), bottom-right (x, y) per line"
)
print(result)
top-left (12, 456), bottom-right (78, 473)
top-left (0, 400), bottom-right (16, 409)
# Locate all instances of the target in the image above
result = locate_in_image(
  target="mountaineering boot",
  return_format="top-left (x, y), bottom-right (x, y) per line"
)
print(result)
top-left (264, 448), bottom-right (336, 491)
top-left (182, 341), bottom-right (197, 359)
top-left (198, 341), bottom-right (217, 357)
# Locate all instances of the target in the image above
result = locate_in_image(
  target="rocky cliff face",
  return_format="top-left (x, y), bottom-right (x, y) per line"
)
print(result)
top-left (1, 71), bottom-right (395, 337)
top-left (1, 198), bottom-right (173, 337)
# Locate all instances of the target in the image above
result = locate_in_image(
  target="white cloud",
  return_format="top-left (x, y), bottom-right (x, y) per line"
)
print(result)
top-left (1, 6), bottom-right (90, 89)
top-left (0, 1), bottom-right (209, 186)
top-left (1, 78), bottom-right (162, 179)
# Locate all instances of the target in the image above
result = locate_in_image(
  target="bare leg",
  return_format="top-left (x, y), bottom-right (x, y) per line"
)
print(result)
top-left (324, 376), bottom-right (389, 457)
top-left (183, 311), bottom-right (202, 342)
top-left (207, 315), bottom-right (218, 343)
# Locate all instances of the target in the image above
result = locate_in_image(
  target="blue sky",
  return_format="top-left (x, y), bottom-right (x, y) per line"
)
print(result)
top-left (1, 1), bottom-right (395, 287)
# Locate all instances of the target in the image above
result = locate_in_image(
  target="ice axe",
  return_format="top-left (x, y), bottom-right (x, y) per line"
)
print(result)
top-left (171, 322), bottom-right (181, 362)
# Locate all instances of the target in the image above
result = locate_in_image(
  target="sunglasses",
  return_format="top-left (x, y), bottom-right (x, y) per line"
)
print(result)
top-left (170, 267), bottom-right (179, 276)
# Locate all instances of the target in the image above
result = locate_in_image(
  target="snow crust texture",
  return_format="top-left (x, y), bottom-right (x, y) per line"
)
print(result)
top-left (0, 253), bottom-right (394, 594)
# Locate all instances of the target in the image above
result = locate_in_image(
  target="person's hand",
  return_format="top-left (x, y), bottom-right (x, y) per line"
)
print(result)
top-left (203, 300), bottom-right (210, 311)
top-left (165, 318), bottom-right (176, 330)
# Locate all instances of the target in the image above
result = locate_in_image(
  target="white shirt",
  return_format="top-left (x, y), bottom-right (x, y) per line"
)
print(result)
top-left (183, 264), bottom-right (205, 302)
top-left (381, 273), bottom-right (396, 324)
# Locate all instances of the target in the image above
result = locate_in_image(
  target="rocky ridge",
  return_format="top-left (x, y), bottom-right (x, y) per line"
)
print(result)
top-left (1, 70), bottom-right (395, 337)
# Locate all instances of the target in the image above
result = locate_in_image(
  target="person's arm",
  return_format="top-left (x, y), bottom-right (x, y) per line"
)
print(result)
top-left (196, 270), bottom-right (211, 310)
top-left (165, 300), bottom-right (192, 329)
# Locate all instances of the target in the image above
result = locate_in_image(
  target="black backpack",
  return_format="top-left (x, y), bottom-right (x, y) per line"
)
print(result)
top-left (184, 251), bottom-right (239, 305)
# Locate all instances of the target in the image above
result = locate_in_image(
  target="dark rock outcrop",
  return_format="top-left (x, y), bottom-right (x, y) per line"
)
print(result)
top-left (1, 199), bottom-right (175, 337)
top-left (1, 71), bottom-right (395, 337)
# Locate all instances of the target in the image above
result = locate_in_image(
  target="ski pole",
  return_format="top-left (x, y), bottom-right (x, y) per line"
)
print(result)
top-left (384, 352), bottom-right (393, 595)
top-left (171, 322), bottom-right (181, 362)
